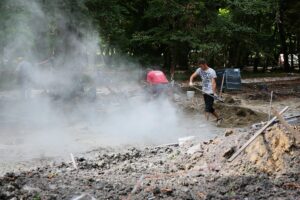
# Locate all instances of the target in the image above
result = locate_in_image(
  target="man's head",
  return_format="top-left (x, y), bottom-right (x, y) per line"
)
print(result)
top-left (198, 58), bottom-right (208, 70)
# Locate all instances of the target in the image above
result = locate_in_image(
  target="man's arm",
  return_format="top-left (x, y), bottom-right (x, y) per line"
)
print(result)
top-left (189, 71), bottom-right (198, 86)
top-left (212, 78), bottom-right (217, 95)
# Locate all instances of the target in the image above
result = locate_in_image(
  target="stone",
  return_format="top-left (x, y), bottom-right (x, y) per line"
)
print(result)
top-left (223, 147), bottom-right (236, 159)
top-left (178, 136), bottom-right (196, 147)
top-left (187, 144), bottom-right (202, 155)
top-left (224, 129), bottom-right (234, 137)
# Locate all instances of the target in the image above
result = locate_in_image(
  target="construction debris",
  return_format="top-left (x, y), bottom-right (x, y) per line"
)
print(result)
top-left (0, 119), bottom-right (299, 199)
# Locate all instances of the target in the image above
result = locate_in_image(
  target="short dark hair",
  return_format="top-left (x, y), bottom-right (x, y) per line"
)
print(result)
top-left (198, 58), bottom-right (207, 65)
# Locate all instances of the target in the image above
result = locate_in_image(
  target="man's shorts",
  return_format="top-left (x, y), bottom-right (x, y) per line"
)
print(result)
top-left (203, 94), bottom-right (215, 113)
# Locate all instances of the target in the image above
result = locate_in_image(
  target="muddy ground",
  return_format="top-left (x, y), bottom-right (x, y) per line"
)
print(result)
top-left (0, 78), bottom-right (300, 199)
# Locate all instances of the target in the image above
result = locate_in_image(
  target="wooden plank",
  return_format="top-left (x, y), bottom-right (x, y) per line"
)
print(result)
top-left (228, 106), bottom-right (289, 162)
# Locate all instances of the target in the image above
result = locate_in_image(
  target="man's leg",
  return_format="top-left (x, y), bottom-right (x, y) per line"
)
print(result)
top-left (205, 112), bottom-right (210, 120)
top-left (204, 94), bottom-right (214, 120)
top-left (204, 94), bottom-right (220, 121)
top-left (212, 111), bottom-right (219, 120)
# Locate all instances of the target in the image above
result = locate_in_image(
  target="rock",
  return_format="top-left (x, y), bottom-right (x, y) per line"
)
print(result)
top-left (190, 152), bottom-right (203, 161)
top-left (178, 178), bottom-right (189, 186)
top-left (178, 136), bottom-right (196, 147)
top-left (97, 161), bottom-right (106, 168)
top-left (186, 144), bottom-right (202, 155)
top-left (184, 163), bottom-right (192, 170)
top-left (223, 147), bottom-right (236, 159)
top-left (6, 184), bottom-right (15, 192)
top-left (176, 164), bottom-right (185, 170)
top-left (153, 186), bottom-right (161, 194)
top-left (161, 188), bottom-right (173, 195)
top-left (188, 170), bottom-right (203, 178)
top-left (224, 129), bottom-right (234, 137)
top-left (77, 157), bottom-right (86, 162)
top-left (22, 185), bottom-right (41, 193)
top-left (48, 184), bottom-right (57, 190)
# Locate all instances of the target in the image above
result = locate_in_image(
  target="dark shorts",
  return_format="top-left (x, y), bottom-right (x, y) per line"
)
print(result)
top-left (203, 94), bottom-right (215, 113)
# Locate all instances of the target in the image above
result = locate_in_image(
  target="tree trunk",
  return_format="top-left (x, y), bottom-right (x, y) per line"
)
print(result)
top-left (163, 47), bottom-right (171, 72)
top-left (253, 51), bottom-right (260, 72)
top-left (278, 0), bottom-right (290, 72)
top-left (177, 52), bottom-right (189, 70)
top-left (289, 36), bottom-right (294, 70)
top-left (297, 34), bottom-right (300, 72)
top-left (234, 43), bottom-right (241, 68)
top-left (228, 41), bottom-right (238, 67)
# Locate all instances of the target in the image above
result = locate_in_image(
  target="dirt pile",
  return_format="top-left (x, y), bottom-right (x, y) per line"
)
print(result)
top-left (0, 123), bottom-right (299, 199)
top-left (245, 125), bottom-right (296, 173)
top-left (246, 91), bottom-right (276, 101)
top-left (179, 99), bottom-right (268, 128)
top-left (177, 92), bottom-right (268, 128)
top-left (190, 123), bottom-right (300, 175)
top-left (215, 104), bottom-right (267, 127)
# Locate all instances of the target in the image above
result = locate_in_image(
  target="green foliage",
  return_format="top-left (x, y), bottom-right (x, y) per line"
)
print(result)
top-left (0, 0), bottom-right (299, 72)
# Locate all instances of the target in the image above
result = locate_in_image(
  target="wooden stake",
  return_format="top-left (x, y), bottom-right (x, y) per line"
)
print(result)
top-left (70, 153), bottom-right (78, 169)
top-left (220, 73), bottom-right (225, 98)
top-left (228, 106), bottom-right (289, 162)
top-left (268, 91), bottom-right (273, 120)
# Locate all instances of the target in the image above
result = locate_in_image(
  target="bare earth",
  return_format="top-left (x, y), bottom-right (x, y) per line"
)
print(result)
top-left (0, 78), bottom-right (300, 199)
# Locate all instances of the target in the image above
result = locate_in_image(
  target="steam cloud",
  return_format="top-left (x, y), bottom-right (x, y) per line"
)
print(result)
top-left (0, 0), bottom-right (205, 163)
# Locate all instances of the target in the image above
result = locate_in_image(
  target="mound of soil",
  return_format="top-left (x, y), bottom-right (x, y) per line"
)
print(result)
top-left (215, 104), bottom-right (268, 128)
top-left (178, 95), bottom-right (267, 128)
top-left (0, 123), bottom-right (299, 200)
top-left (246, 125), bottom-right (299, 173)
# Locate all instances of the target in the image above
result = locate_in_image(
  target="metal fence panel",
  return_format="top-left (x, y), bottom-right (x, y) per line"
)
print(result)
top-left (216, 68), bottom-right (241, 90)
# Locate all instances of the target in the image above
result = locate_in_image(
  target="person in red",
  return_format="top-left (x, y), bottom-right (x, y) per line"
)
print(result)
top-left (146, 69), bottom-right (169, 97)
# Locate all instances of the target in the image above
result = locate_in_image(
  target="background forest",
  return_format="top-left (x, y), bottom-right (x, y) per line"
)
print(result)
top-left (0, 0), bottom-right (299, 73)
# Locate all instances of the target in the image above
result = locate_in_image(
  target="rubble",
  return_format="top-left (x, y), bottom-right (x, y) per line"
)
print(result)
top-left (223, 147), bottom-right (236, 159)
top-left (224, 129), bottom-right (234, 137)
top-left (0, 122), bottom-right (299, 199)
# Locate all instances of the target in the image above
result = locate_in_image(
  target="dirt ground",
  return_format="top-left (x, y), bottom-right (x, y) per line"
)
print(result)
top-left (0, 78), bottom-right (300, 199)
top-left (0, 123), bottom-right (299, 200)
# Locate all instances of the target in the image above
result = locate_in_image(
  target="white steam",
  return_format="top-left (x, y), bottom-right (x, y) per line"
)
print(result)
top-left (0, 0), bottom-right (217, 163)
